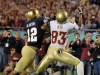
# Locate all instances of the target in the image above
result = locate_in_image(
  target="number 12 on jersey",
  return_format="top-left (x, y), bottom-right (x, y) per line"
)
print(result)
top-left (27, 27), bottom-right (37, 42)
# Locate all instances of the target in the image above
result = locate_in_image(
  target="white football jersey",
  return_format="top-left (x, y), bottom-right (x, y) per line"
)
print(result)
top-left (50, 20), bottom-right (78, 48)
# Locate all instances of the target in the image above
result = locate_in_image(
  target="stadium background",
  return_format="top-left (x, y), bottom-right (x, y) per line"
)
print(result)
top-left (0, 0), bottom-right (100, 75)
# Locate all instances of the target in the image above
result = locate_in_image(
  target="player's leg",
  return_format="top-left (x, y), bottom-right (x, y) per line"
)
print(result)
top-left (20, 70), bottom-right (28, 75)
top-left (21, 60), bottom-right (35, 75)
top-left (54, 48), bottom-right (84, 75)
top-left (9, 46), bottom-right (37, 75)
top-left (28, 54), bottom-right (54, 75)
top-left (28, 46), bottom-right (54, 75)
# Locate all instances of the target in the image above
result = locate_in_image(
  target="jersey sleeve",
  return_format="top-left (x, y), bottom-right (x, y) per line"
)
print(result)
top-left (67, 22), bottom-right (79, 30)
top-left (74, 23), bottom-right (79, 30)
top-left (67, 22), bottom-right (79, 34)
top-left (39, 17), bottom-right (48, 25)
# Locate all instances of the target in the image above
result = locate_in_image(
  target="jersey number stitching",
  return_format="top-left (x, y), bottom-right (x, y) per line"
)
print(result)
top-left (27, 27), bottom-right (37, 42)
top-left (52, 31), bottom-right (66, 45)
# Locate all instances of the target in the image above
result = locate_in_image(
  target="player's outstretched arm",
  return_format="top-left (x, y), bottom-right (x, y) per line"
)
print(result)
top-left (78, 14), bottom-right (82, 28)
top-left (41, 23), bottom-right (50, 32)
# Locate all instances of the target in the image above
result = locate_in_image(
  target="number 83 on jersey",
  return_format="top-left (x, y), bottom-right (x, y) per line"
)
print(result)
top-left (51, 31), bottom-right (67, 45)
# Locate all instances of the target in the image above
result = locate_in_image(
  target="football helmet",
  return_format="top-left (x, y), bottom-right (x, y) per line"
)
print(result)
top-left (56, 10), bottom-right (68, 24)
top-left (27, 8), bottom-right (40, 20)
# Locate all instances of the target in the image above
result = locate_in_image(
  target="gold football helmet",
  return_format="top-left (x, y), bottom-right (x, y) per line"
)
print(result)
top-left (27, 8), bottom-right (40, 20)
top-left (56, 10), bottom-right (68, 24)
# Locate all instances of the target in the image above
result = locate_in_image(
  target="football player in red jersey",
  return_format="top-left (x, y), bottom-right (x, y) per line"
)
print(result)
top-left (28, 10), bottom-right (84, 75)
top-left (9, 8), bottom-right (49, 75)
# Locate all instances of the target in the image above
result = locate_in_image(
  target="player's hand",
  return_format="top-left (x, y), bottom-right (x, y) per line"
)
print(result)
top-left (41, 24), bottom-right (47, 29)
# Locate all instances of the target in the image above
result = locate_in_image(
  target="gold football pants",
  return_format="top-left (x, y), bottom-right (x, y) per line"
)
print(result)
top-left (14, 45), bottom-right (37, 73)
top-left (36, 46), bottom-right (80, 73)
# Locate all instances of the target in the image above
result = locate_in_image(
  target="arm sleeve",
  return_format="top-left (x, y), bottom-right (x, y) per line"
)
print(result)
top-left (74, 23), bottom-right (79, 30)
top-left (67, 23), bottom-right (79, 34)
top-left (39, 17), bottom-right (48, 25)
top-left (81, 24), bottom-right (84, 29)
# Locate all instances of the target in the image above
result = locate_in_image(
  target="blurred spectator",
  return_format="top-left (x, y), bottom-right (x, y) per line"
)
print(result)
top-left (89, 8), bottom-right (97, 24)
top-left (0, 32), bottom-right (4, 71)
top-left (1, 30), bottom-right (16, 68)
top-left (8, 15), bottom-right (15, 27)
top-left (22, 33), bottom-right (28, 45)
top-left (3, 47), bottom-right (21, 75)
top-left (0, 0), bottom-right (99, 29)
top-left (47, 61), bottom-right (67, 75)
top-left (89, 35), bottom-right (100, 75)
top-left (69, 33), bottom-right (82, 75)
top-left (81, 34), bottom-right (93, 75)
top-left (94, 11), bottom-right (100, 30)
top-left (35, 37), bottom-right (50, 75)
top-left (79, 11), bottom-right (98, 33)
top-left (49, 13), bottom-right (56, 21)
top-left (90, 0), bottom-right (100, 6)
top-left (70, 32), bottom-right (82, 59)
top-left (14, 32), bottom-right (24, 54)
top-left (0, 30), bottom-right (8, 71)
top-left (81, 19), bottom-right (96, 31)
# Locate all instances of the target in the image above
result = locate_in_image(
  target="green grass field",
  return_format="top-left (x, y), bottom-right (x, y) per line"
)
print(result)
top-left (0, 72), bottom-right (3, 75)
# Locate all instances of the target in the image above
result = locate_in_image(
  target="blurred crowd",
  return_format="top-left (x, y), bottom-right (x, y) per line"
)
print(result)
top-left (0, 0), bottom-right (100, 29)
top-left (0, 0), bottom-right (100, 75)
top-left (0, 30), bottom-right (28, 74)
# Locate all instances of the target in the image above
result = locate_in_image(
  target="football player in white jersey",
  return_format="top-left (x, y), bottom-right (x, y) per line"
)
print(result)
top-left (28, 10), bottom-right (84, 75)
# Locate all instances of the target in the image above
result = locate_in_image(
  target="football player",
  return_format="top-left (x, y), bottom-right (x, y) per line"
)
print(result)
top-left (28, 10), bottom-right (84, 75)
top-left (9, 8), bottom-right (49, 75)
